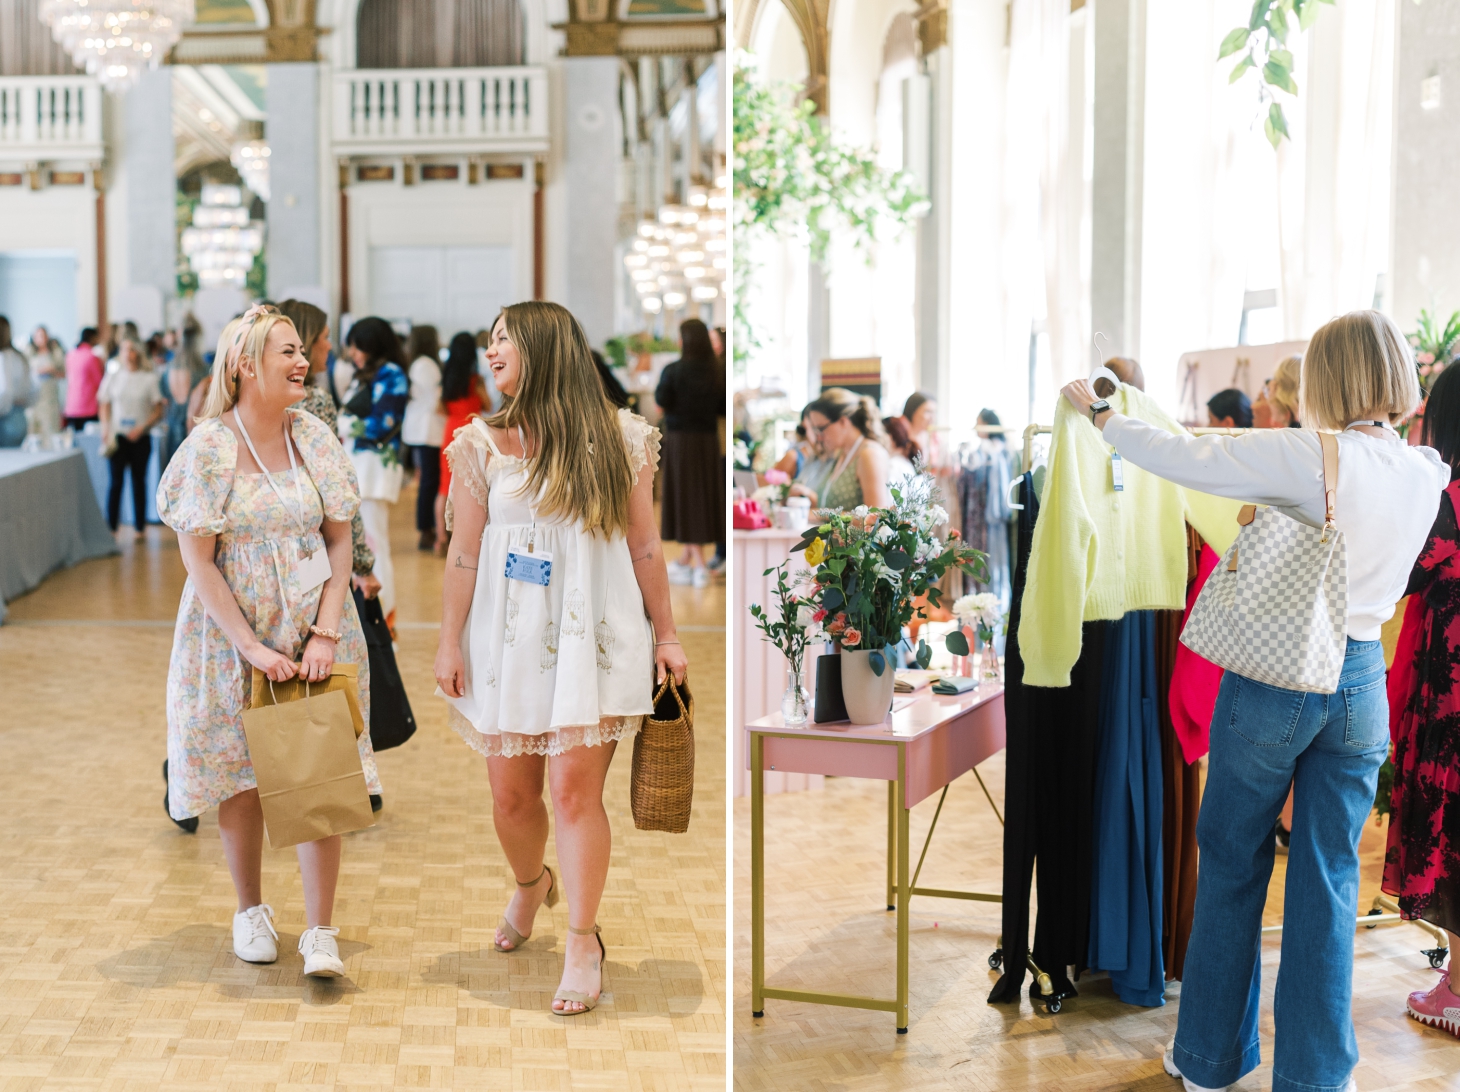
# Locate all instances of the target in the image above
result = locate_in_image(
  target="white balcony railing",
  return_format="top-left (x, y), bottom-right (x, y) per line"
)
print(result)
top-left (332, 66), bottom-right (549, 157)
top-left (0, 76), bottom-right (104, 163)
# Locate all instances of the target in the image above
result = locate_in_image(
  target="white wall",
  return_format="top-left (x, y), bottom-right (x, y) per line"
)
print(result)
top-left (345, 168), bottom-right (535, 324)
top-left (0, 185), bottom-right (97, 338)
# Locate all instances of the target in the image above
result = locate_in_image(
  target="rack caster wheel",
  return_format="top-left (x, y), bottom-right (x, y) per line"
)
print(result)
top-left (896, 1026), bottom-right (908, 1035)
top-left (1425, 947), bottom-right (1448, 969)
top-left (1046, 998), bottom-right (1062, 1014)
top-left (988, 948), bottom-right (1003, 970)
top-left (752, 1010), bottom-right (763, 1018)
top-left (1365, 908), bottom-right (1382, 929)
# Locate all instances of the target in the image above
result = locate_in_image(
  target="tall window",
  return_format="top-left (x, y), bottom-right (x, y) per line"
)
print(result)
top-left (356, 0), bottom-right (523, 69)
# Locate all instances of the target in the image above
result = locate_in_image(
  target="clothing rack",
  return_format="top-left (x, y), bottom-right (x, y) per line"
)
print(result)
top-left (1007, 418), bottom-right (1449, 967)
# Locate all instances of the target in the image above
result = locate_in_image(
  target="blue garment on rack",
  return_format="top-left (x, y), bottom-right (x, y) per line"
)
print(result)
top-left (1089, 610), bottom-right (1166, 1007)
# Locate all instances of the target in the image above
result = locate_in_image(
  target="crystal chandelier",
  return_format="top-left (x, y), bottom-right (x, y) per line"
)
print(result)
top-left (40, 0), bottom-right (194, 92)
top-left (181, 184), bottom-right (264, 290)
top-left (231, 140), bottom-right (271, 202)
top-left (625, 173), bottom-right (728, 317)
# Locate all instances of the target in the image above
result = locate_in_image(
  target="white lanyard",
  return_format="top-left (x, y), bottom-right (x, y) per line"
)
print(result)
top-left (235, 408), bottom-right (309, 538)
top-left (517, 425), bottom-right (541, 551)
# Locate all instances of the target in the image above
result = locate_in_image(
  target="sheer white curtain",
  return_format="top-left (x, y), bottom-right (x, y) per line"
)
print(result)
top-left (1276, 0), bottom-right (1394, 336)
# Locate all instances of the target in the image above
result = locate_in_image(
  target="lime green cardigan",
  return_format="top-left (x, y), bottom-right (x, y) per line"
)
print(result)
top-left (1019, 387), bottom-right (1241, 688)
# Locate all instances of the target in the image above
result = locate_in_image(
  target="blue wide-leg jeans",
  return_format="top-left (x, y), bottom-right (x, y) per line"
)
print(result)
top-left (1172, 639), bottom-right (1387, 1092)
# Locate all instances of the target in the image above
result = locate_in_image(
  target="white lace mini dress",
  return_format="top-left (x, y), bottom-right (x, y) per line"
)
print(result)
top-left (439, 408), bottom-right (661, 757)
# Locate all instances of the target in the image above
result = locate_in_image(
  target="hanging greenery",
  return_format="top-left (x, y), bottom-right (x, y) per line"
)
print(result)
top-left (732, 53), bottom-right (926, 371)
top-left (1219, 0), bottom-right (1334, 148)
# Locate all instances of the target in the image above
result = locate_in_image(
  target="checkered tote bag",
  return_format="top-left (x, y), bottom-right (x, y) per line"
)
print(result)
top-left (1180, 431), bottom-right (1348, 695)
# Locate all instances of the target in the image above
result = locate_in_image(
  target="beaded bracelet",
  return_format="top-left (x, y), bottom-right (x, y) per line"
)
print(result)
top-left (309, 625), bottom-right (342, 643)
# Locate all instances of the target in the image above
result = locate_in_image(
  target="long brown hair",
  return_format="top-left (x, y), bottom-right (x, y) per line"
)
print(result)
top-left (485, 301), bottom-right (636, 537)
top-left (278, 299), bottom-right (328, 358)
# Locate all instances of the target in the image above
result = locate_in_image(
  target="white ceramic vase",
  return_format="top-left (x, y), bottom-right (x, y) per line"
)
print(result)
top-left (840, 649), bottom-right (896, 724)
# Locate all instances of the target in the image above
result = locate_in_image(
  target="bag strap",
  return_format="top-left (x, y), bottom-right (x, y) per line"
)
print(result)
top-left (653, 675), bottom-right (688, 719)
top-left (1319, 431), bottom-right (1339, 541)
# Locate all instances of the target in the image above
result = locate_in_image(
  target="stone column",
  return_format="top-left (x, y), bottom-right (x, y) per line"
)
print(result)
top-left (1090, 0), bottom-right (1146, 359)
top-left (563, 56), bottom-right (622, 345)
top-left (122, 66), bottom-right (176, 319)
top-left (1391, 2), bottom-right (1460, 330)
top-left (265, 63), bottom-right (323, 300)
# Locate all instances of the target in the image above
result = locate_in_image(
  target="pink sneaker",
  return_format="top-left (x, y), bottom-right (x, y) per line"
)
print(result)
top-left (1407, 976), bottom-right (1460, 1037)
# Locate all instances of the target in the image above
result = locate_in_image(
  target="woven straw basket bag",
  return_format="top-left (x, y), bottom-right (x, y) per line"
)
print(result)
top-left (630, 674), bottom-right (695, 833)
top-left (1180, 430), bottom-right (1349, 695)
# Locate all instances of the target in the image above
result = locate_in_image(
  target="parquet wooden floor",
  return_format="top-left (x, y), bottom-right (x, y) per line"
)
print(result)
top-left (0, 481), bottom-right (726, 1091)
top-left (733, 753), bottom-right (1460, 1091)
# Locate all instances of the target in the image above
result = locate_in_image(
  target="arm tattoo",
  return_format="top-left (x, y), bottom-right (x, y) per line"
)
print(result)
top-left (631, 548), bottom-right (656, 564)
top-left (454, 556), bottom-right (478, 571)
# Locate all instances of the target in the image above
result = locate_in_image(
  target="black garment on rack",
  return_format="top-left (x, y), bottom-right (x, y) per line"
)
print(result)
top-left (988, 472), bottom-right (1105, 1004)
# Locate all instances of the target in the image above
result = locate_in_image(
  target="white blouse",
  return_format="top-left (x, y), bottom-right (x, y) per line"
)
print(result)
top-left (1102, 414), bottom-right (1451, 641)
top-left (402, 356), bottom-right (446, 447)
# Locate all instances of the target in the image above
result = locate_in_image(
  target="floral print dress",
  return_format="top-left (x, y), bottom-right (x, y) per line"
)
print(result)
top-left (439, 409), bottom-right (660, 757)
top-left (1384, 478), bottom-right (1460, 933)
top-left (157, 408), bottom-right (381, 819)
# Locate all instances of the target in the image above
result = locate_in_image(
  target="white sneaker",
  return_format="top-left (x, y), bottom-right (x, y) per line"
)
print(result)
top-left (233, 904), bottom-right (279, 964)
top-left (666, 561), bottom-right (694, 586)
top-left (1162, 1039), bottom-right (1235, 1092)
top-left (298, 925), bottom-right (344, 977)
top-left (691, 566), bottom-right (710, 588)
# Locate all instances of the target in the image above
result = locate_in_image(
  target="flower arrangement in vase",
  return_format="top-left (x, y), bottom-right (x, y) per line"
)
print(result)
top-left (748, 561), bottom-right (815, 725)
top-left (794, 475), bottom-right (987, 723)
top-left (1409, 309), bottom-right (1460, 391)
top-left (953, 592), bottom-right (1006, 682)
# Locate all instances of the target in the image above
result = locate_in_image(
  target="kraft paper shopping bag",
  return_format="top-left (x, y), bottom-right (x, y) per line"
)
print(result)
top-left (240, 682), bottom-right (375, 849)
top-left (251, 663), bottom-right (365, 737)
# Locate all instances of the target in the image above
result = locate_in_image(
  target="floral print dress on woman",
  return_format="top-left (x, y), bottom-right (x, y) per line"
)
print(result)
top-left (157, 407), bottom-right (382, 819)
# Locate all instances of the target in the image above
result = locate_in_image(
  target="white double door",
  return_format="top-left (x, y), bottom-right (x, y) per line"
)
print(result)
top-left (368, 245), bottom-right (515, 335)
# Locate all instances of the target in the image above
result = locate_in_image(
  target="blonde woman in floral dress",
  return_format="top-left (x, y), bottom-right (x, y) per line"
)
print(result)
top-left (434, 301), bottom-right (688, 1015)
top-left (158, 305), bottom-right (381, 978)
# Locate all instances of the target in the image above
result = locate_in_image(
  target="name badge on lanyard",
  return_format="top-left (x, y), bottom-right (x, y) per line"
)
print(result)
top-left (506, 536), bottom-right (553, 587)
top-left (234, 408), bottom-right (330, 593)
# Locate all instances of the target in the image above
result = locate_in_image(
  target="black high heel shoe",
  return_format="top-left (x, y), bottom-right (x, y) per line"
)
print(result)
top-left (163, 759), bottom-right (199, 834)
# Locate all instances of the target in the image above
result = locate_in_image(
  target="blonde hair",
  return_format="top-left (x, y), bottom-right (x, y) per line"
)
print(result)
top-left (1300, 310), bottom-right (1421, 431)
top-left (484, 301), bottom-right (636, 537)
top-left (197, 307), bottom-right (299, 421)
top-left (1268, 354), bottom-right (1302, 424)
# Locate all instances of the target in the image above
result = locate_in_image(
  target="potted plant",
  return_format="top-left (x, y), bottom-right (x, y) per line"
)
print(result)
top-left (794, 476), bottom-right (987, 723)
top-left (749, 561), bottom-right (815, 725)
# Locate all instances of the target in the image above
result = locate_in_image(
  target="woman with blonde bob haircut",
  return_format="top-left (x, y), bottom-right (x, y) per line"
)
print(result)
top-left (157, 304), bottom-right (381, 979)
top-left (1061, 309), bottom-right (1448, 1092)
top-left (434, 301), bottom-right (687, 1016)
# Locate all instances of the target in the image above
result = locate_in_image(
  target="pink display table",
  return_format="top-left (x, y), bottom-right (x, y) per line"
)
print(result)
top-left (746, 683), bottom-right (1006, 1033)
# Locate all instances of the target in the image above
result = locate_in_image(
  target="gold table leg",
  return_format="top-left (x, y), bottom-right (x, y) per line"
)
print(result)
top-left (751, 732), bottom-right (765, 1017)
top-left (896, 743), bottom-right (909, 1033)
top-left (886, 780), bottom-right (896, 911)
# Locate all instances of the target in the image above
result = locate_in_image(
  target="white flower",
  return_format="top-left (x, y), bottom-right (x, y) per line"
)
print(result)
top-left (930, 505), bottom-right (948, 527)
top-left (953, 591), bottom-right (1003, 628)
top-left (853, 505), bottom-right (870, 519)
top-left (914, 539), bottom-right (936, 563)
top-left (874, 524), bottom-right (895, 544)
top-left (952, 594), bottom-right (979, 617)
top-left (796, 605), bottom-right (815, 628)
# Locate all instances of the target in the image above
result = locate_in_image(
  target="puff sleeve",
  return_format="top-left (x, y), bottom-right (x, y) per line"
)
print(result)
top-left (156, 418), bottom-right (237, 536)
top-left (618, 408), bottom-right (662, 481)
top-left (290, 406), bottom-right (361, 523)
top-left (443, 419), bottom-right (492, 532)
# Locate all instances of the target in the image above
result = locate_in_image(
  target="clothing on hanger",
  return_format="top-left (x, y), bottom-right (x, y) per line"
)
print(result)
top-left (1088, 611), bottom-right (1166, 1007)
top-left (990, 471), bottom-right (1105, 1006)
top-left (1169, 542), bottom-right (1224, 764)
top-left (1020, 388), bottom-right (1242, 688)
top-left (1156, 607), bottom-right (1200, 981)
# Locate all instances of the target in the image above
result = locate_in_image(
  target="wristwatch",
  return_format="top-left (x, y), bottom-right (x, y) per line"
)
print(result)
top-left (1088, 399), bottom-right (1111, 424)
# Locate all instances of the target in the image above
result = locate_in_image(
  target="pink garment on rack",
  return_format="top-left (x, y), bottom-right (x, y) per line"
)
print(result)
top-left (1170, 545), bottom-right (1223, 764)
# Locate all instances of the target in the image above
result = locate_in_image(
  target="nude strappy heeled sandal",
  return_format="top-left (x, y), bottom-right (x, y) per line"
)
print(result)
top-left (493, 865), bottom-right (558, 952)
top-left (552, 924), bottom-right (606, 1015)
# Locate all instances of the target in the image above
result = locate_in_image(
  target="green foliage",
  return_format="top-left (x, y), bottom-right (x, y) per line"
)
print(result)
top-left (1221, 0), bottom-right (1334, 148)
top-left (748, 561), bottom-right (813, 673)
top-left (1408, 309), bottom-right (1460, 392)
top-left (604, 333), bottom-right (677, 369)
top-left (733, 52), bottom-right (927, 372)
top-left (795, 474), bottom-right (986, 674)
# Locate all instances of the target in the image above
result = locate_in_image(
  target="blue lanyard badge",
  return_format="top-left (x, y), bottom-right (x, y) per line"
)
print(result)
top-left (505, 528), bottom-right (552, 586)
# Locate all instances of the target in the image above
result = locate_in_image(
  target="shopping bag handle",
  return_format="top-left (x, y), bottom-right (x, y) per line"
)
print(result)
top-left (265, 677), bottom-right (311, 704)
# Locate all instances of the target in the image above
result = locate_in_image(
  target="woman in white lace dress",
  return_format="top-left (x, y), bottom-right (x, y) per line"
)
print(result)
top-left (434, 301), bottom-right (688, 1016)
